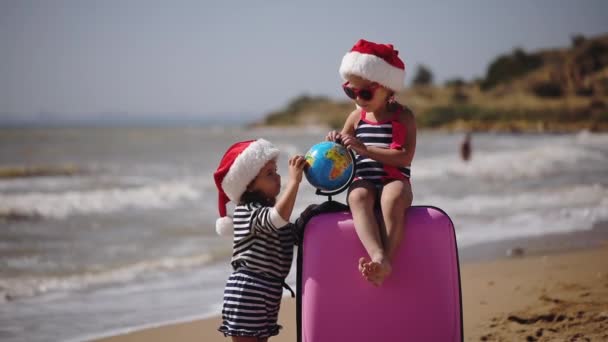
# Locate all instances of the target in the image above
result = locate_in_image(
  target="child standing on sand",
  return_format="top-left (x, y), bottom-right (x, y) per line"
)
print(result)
top-left (213, 139), bottom-right (306, 341)
top-left (327, 39), bottom-right (416, 286)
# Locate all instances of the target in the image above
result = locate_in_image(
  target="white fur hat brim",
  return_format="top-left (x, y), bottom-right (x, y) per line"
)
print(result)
top-left (340, 51), bottom-right (405, 92)
top-left (221, 139), bottom-right (279, 203)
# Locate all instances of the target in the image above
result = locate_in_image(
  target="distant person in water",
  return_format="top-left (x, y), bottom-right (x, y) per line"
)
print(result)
top-left (460, 132), bottom-right (472, 162)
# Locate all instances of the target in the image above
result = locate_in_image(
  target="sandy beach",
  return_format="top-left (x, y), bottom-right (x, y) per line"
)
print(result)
top-left (94, 240), bottom-right (608, 342)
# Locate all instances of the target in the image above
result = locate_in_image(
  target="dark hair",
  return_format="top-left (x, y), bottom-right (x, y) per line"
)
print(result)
top-left (386, 97), bottom-right (403, 112)
top-left (239, 189), bottom-right (276, 207)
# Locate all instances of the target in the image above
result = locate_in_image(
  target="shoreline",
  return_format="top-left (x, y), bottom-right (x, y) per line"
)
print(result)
top-left (248, 122), bottom-right (608, 134)
top-left (458, 220), bottom-right (608, 263)
top-left (92, 223), bottom-right (608, 342)
top-left (1, 124), bottom-right (605, 135)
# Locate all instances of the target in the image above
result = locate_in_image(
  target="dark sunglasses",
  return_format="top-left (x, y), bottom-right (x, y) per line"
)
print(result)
top-left (342, 81), bottom-right (380, 101)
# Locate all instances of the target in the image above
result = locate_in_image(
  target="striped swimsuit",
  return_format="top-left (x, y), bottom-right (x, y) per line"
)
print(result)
top-left (218, 202), bottom-right (295, 338)
top-left (354, 109), bottom-right (411, 185)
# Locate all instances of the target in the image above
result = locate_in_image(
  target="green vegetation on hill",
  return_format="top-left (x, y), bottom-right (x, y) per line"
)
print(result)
top-left (262, 95), bottom-right (354, 129)
top-left (255, 34), bottom-right (608, 132)
top-left (480, 48), bottom-right (543, 90)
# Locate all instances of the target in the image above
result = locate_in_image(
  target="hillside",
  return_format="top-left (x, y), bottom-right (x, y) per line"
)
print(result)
top-left (255, 34), bottom-right (608, 132)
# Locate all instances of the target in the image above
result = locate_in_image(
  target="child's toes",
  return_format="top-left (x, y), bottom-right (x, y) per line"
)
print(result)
top-left (358, 257), bottom-right (367, 272)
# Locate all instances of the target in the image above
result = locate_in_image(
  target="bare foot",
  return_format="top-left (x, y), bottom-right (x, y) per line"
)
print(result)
top-left (366, 259), bottom-right (392, 286)
top-left (358, 257), bottom-right (367, 273)
top-left (359, 257), bottom-right (371, 279)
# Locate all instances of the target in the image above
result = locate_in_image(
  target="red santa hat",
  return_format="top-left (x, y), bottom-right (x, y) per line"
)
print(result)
top-left (339, 39), bottom-right (406, 92)
top-left (213, 139), bottom-right (280, 236)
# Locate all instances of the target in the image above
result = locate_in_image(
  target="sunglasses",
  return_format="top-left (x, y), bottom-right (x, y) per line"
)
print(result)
top-left (342, 81), bottom-right (381, 101)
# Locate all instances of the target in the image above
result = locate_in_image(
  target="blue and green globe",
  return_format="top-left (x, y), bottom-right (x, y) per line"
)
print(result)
top-left (304, 141), bottom-right (354, 192)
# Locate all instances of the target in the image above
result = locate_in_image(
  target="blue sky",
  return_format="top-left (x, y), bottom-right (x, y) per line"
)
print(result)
top-left (1, 0), bottom-right (608, 123)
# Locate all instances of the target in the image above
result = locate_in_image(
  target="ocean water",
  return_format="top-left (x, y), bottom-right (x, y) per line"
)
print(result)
top-left (0, 127), bottom-right (607, 342)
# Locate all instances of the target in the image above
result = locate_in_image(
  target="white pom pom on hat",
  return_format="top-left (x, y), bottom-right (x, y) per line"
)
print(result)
top-left (215, 216), bottom-right (234, 236)
top-left (213, 139), bottom-right (280, 237)
top-left (339, 39), bottom-right (406, 92)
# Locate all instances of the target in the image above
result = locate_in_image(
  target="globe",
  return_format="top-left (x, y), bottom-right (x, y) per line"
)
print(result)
top-left (304, 141), bottom-right (355, 192)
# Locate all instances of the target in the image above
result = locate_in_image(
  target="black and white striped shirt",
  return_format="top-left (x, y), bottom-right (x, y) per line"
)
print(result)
top-left (231, 202), bottom-right (295, 280)
top-left (354, 110), bottom-right (411, 184)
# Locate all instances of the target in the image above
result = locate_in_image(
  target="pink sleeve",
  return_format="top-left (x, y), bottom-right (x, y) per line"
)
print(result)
top-left (389, 120), bottom-right (406, 150)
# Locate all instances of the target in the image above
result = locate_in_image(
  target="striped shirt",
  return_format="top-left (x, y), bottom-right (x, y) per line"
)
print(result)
top-left (354, 109), bottom-right (411, 184)
top-left (231, 202), bottom-right (295, 280)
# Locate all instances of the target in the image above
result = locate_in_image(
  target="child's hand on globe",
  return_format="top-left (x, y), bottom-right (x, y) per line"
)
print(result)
top-left (341, 134), bottom-right (367, 156)
top-left (288, 155), bottom-right (307, 183)
top-left (325, 130), bottom-right (342, 143)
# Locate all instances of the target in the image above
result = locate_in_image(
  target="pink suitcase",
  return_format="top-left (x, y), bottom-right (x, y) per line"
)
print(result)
top-left (296, 205), bottom-right (463, 341)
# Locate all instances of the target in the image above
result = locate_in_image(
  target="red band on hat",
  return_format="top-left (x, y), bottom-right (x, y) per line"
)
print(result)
top-left (351, 39), bottom-right (405, 70)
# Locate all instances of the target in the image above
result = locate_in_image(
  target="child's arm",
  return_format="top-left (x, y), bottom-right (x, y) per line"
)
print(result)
top-left (274, 155), bottom-right (307, 222)
top-left (326, 108), bottom-right (360, 142)
top-left (343, 110), bottom-right (416, 168)
top-left (251, 156), bottom-right (306, 233)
